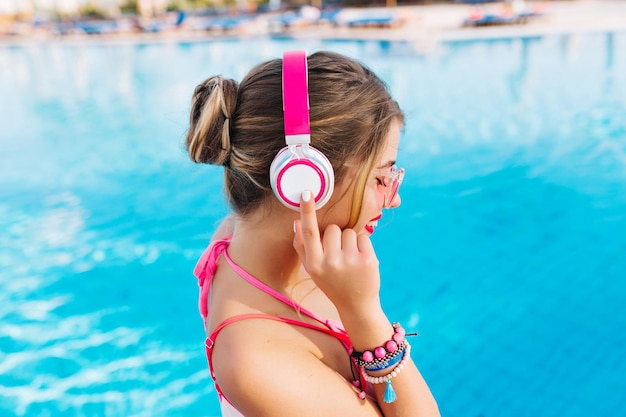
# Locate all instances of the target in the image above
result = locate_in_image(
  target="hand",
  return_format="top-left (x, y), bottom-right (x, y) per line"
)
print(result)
top-left (293, 190), bottom-right (382, 314)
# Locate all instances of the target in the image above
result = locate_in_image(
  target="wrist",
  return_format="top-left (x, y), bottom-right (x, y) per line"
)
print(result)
top-left (339, 308), bottom-right (394, 352)
top-left (350, 322), bottom-right (413, 404)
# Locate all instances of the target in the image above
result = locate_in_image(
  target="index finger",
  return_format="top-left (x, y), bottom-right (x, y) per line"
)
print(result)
top-left (298, 190), bottom-right (323, 263)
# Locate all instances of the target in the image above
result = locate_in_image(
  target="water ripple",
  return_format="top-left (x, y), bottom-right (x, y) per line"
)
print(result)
top-left (0, 193), bottom-right (214, 416)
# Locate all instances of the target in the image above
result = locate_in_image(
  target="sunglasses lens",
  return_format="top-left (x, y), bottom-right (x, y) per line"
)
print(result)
top-left (385, 184), bottom-right (399, 207)
top-left (384, 168), bottom-right (404, 208)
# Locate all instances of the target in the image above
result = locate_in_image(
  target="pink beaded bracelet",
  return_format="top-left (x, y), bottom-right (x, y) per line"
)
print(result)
top-left (354, 341), bottom-right (406, 369)
top-left (352, 323), bottom-right (412, 367)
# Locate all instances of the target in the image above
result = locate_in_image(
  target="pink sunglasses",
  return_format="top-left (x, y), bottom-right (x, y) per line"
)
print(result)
top-left (383, 165), bottom-right (405, 208)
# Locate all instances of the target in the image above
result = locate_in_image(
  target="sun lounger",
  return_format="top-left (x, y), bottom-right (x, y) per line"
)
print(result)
top-left (463, 1), bottom-right (545, 27)
top-left (73, 20), bottom-right (119, 35)
top-left (333, 9), bottom-right (400, 28)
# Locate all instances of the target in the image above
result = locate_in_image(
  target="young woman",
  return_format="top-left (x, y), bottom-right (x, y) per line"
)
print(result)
top-left (187, 50), bottom-right (439, 417)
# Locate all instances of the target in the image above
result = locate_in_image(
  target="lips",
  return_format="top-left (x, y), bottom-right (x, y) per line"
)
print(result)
top-left (365, 214), bottom-right (382, 234)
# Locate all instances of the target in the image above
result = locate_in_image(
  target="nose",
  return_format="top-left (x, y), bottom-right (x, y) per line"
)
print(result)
top-left (389, 192), bottom-right (401, 208)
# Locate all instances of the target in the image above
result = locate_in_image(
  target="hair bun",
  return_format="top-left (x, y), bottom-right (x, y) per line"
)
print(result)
top-left (186, 76), bottom-right (238, 165)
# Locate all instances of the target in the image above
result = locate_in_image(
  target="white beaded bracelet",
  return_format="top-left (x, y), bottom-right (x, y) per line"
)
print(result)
top-left (362, 341), bottom-right (411, 403)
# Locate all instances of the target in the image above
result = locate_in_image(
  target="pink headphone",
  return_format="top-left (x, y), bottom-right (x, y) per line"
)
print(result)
top-left (269, 51), bottom-right (334, 210)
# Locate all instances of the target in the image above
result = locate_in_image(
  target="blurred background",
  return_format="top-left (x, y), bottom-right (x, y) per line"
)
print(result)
top-left (1, 1), bottom-right (625, 417)
top-left (0, 0), bottom-right (623, 39)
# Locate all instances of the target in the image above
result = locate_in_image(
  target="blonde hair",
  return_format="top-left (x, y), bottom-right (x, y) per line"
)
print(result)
top-left (186, 51), bottom-right (404, 217)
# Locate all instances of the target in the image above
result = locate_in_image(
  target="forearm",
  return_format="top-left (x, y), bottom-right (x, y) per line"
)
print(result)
top-left (340, 305), bottom-right (440, 417)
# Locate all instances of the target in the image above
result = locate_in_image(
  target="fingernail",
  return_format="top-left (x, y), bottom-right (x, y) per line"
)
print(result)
top-left (302, 190), bottom-right (312, 202)
top-left (293, 220), bottom-right (297, 233)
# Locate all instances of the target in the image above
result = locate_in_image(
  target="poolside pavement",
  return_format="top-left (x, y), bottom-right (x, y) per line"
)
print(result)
top-left (289, 0), bottom-right (626, 43)
top-left (1, 0), bottom-right (625, 46)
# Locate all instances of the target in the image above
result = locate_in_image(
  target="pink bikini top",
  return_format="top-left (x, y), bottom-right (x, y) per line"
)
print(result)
top-left (194, 237), bottom-right (364, 401)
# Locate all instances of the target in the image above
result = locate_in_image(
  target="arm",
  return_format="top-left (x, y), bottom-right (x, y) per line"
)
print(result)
top-left (293, 195), bottom-right (440, 417)
top-left (211, 318), bottom-right (385, 417)
top-left (341, 305), bottom-right (439, 417)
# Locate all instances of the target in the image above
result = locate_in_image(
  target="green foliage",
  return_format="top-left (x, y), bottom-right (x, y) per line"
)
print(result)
top-left (167, 0), bottom-right (183, 11)
top-left (78, 2), bottom-right (108, 18)
top-left (185, 0), bottom-right (216, 7)
top-left (120, 0), bottom-right (138, 14)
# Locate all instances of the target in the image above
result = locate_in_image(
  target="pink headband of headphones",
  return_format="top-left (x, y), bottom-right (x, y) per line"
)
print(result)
top-left (282, 50), bottom-right (311, 146)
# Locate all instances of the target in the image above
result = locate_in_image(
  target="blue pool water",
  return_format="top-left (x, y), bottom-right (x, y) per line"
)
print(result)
top-left (1, 33), bottom-right (625, 416)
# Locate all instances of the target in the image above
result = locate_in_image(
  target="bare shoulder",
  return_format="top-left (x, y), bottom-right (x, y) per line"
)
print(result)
top-left (211, 213), bottom-right (237, 241)
top-left (211, 318), bottom-right (383, 417)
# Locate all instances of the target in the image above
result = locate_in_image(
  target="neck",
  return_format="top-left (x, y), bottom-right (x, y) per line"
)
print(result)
top-left (228, 206), bottom-right (303, 289)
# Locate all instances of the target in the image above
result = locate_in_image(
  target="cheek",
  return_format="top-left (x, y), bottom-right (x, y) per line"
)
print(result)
top-left (354, 186), bottom-right (384, 228)
top-left (320, 183), bottom-right (355, 229)
top-left (370, 183), bottom-right (386, 210)
top-left (375, 185), bottom-right (386, 207)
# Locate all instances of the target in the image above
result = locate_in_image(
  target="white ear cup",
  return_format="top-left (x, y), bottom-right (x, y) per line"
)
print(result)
top-left (270, 145), bottom-right (334, 210)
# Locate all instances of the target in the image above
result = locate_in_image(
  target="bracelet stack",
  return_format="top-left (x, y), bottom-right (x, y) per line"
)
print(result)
top-left (362, 341), bottom-right (411, 403)
top-left (351, 322), bottom-right (416, 403)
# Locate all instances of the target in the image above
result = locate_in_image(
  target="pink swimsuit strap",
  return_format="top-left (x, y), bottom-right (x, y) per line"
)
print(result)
top-left (194, 237), bottom-right (346, 334)
top-left (194, 237), bottom-right (360, 401)
top-left (221, 242), bottom-right (347, 334)
top-left (204, 313), bottom-right (354, 401)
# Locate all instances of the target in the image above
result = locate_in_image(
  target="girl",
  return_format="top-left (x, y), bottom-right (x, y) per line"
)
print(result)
top-left (187, 50), bottom-right (439, 417)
